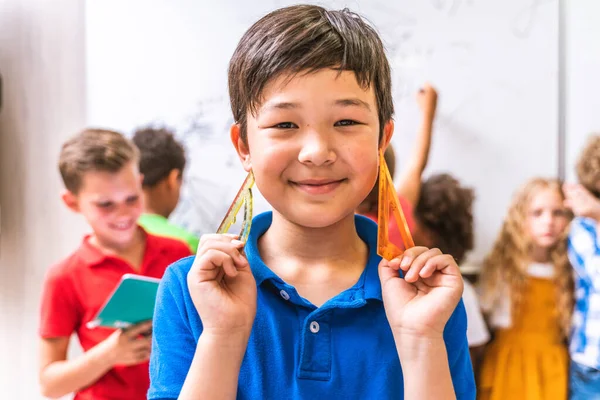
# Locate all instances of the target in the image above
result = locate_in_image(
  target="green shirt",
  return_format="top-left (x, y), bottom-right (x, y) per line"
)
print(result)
top-left (138, 213), bottom-right (199, 254)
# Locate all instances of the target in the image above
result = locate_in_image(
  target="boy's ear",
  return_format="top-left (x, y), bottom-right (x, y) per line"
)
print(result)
top-left (61, 190), bottom-right (80, 213)
top-left (230, 123), bottom-right (252, 172)
top-left (380, 120), bottom-right (394, 150)
top-left (167, 169), bottom-right (181, 188)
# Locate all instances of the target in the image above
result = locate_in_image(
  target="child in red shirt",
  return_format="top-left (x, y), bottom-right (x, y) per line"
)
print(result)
top-left (38, 128), bottom-right (191, 400)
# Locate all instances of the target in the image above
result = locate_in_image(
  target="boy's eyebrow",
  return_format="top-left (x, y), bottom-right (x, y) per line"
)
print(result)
top-left (334, 98), bottom-right (372, 111)
top-left (261, 98), bottom-right (372, 113)
top-left (260, 101), bottom-right (300, 113)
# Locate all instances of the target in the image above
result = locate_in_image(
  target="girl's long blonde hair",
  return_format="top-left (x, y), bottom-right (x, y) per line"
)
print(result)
top-left (480, 178), bottom-right (574, 338)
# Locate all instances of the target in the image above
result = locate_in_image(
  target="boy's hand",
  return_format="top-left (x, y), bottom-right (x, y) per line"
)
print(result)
top-left (417, 83), bottom-right (438, 120)
top-left (379, 247), bottom-right (463, 340)
top-left (101, 321), bottom-right (153, 366)
top-left (187, 234), bottom-right (257, 338)
top-left (564, 183), bottom-right (600, 221)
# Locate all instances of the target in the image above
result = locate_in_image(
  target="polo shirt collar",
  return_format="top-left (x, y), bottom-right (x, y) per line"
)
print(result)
top-left (245, 212), bottom-right (383, 302)
top-left (77, 226), bottom-right (163, 268)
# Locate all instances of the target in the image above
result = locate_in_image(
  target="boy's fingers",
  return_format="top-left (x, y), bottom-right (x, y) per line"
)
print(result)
top-left (132, 348), bottom-right (150, 362)
top-left (194, 249), bottom-right (240, 281)
top-left (404, 248), bottom-right (443, 283)
top-left (419, 254), bottom-right (459, 279)
top-left (131, 337), bottom-right (152, 350)
top-left (378, 259), bottom-right (396, 285)
top-left (393, 246), bottom-right (429, 271)
top-left (198, 234), bottom-right (244, 251)
top-left (198, 236), bottom-right (245, 255)
top-left (124, 321), bottom-right (153, 338)
top-left (196, 240), bottom-right (247, 267)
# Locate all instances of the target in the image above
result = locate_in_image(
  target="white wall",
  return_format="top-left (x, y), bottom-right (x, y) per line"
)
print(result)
top-left (85, 0), bottom-right (560, 268)
top-left (1, 1), bottom-right (599, 399)
top-left (0, 0), bottom-right (87, 398)
top-left (565, 0), bottom-right (600, 181)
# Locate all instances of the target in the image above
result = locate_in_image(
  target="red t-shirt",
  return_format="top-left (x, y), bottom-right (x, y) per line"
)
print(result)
top-left (39, 231), bottom-right (192, 400)
top-left (363, 193), bottom-right (415, 251)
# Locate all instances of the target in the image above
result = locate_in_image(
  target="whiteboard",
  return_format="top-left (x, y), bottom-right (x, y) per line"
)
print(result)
top-left (86, 0), bottom-right (559, 269)
top-left (565, 0), bottom-right (600, 183)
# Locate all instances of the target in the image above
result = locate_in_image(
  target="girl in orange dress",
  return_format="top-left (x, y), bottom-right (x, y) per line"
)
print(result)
top-left (478, 178), bottom-right (574, 400)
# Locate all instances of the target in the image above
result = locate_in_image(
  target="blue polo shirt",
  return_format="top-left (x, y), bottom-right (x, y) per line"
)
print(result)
top-left (149, 212), bottom-right (475, 399)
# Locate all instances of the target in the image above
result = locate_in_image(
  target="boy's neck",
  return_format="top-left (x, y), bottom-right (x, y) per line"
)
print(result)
top-left (258, 211), bottom-right (369, 306)
top-left (89, 229), bottom-right (147, 271)
top-left (142, 190), bottom-right (170, 219)
top-left (259, 211), bottom-right (367, 272)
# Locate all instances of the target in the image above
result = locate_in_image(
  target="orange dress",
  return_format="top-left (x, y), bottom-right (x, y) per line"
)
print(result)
top-left (478, 277), bottom-right (568, 400)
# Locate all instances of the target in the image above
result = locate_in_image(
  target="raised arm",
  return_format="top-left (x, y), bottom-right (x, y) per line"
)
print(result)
top-left (396, 83), bottom-right (438, 207)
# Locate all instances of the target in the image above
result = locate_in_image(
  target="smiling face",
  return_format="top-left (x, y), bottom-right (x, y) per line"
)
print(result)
top-left (63, 161), bottom-right (144, 250)
top-left (232, 68), bottom-right (392, 228)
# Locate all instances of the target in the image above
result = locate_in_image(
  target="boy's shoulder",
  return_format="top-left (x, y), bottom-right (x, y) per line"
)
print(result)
top-left (45, 246), bottom-right (88, 283)
top-left (139, 214), bottom-right (199, 253)
top-left (162, 254), bottom-right (195, 283)
top-left (146, 231), bottom-right (193, 255)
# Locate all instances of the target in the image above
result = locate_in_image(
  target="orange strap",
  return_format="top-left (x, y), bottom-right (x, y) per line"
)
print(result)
top-left (377, 149), bottom-right (415, 260)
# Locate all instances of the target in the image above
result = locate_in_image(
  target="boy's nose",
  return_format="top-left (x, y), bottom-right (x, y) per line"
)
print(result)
top-left (297, 130), bottom-right (336, 166)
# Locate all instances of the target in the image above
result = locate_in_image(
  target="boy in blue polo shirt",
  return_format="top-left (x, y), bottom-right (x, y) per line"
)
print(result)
top-left (149, 5), bottom-right (475, 399)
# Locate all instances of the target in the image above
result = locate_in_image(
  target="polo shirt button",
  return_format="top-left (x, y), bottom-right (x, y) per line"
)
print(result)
top-left (279, 289), bottom-right (290, 300)
top-left (309, 321), bottom-right (320, 333)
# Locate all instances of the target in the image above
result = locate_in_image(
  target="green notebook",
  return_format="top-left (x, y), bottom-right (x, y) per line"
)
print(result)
top-left (86, 274), bottom-right (161, 330)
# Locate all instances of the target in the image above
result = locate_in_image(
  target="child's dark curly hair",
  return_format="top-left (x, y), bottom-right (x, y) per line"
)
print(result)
top-left (414, 173), bottom-right (475, 264)
top-left (576, 134), bottom-right (600, 198)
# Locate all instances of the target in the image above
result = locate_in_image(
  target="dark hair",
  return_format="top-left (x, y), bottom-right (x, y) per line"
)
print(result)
top-left (132, 126), bottom-right (186, 187)
top-left (59, 128), bottom-right (139, 194)
top-left (228, 5), bottom-right (393, 142)
top-left (414, 173), bottom-right (475, 264)
top-left (576, 134), bottom-right (600, 198)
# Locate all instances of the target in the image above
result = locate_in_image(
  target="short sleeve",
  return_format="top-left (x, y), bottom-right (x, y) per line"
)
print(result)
top-left (148, 257), bottom-right (200, 400)
top-left (444, 298), bottom-right (477, 400)
top-left (39, 266), bottom-right (82, 338)
top-left (462, 281), bottom-right (491, 347)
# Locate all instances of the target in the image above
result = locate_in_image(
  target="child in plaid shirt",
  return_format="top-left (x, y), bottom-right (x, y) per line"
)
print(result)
top-left (563, 134), bottom-right (600, 400)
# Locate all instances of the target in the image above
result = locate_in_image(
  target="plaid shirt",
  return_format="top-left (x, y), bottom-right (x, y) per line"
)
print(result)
top-left (568, 217), bottom-right (600, 369)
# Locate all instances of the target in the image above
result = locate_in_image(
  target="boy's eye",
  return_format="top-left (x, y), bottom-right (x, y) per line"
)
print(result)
top-left (96, 202), bottom-right (114, 209)
top-left (126, 195), bottom-right (139, 204)
top-left (273, 122), bottom-right (298, 129)
top-left (334, 119), bottom-right (360, 127)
